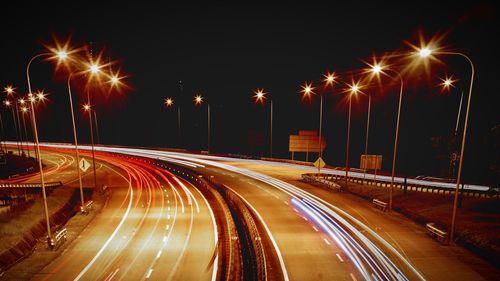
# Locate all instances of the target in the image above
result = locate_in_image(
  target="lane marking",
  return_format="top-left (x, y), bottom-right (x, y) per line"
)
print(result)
top-left (163, 235), bottom-right (167, 243)
top-left (283, 201), bottom-right (289, 205)
top-left (312, 226), bottom-right (319, 232)
top-left (336, 253), bottom-right (344, 262)
top-left (323, 238), bottom-right (331, 245)
top-left (104, 268), bottom-right (119, 281)
top-left (74, 166), bottom-right (134, 281)
top-left (145, 268), bottom-right (153, 279)
top-left (156, 250), bottom-right (162, 258)
top-left (166, 225), bottom-right (170, 230)
top-left (350, 273), bottom-right (358, 281)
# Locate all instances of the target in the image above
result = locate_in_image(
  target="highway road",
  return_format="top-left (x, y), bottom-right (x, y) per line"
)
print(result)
top-left (2, 143), bottom-right (497, 280)
top-left (4, 149), bottom-right (218, 281)
top-left (77, 145), bottom-right (494, 281)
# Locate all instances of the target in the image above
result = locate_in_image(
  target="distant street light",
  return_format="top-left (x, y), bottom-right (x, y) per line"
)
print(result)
top-left (252, 88), bottom-right (273, 157)
top-left (415, 44), bottom-right (476, 242)
top-left (344, 80), bottom-right (363, 189)
top-left (3, 96), bottom-right (22, 155)
top-left (300, 81), bottom-right (324, 172)
top-left (5, 86), bottom-right (26, 156)
top-left (193, 94), bottom-right (210, 153)
top-left (164, 96), bottom-right (182, 148)
top-left (19, 104), bottom-right (31, 158)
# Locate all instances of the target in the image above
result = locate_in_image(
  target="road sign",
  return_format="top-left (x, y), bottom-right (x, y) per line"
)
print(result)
top-left (79, 158), bottom-right (91, 172)
top-left (314, 157), bottom-right (326, 169)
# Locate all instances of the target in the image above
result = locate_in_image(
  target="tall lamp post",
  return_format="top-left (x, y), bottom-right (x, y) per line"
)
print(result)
top-left (2, 99), bottom-right (21, 155)
top-left (83, 103), bottom-right (98, 191)
top-left (164, 97), bottom-right (180, 147)
top-left (387, 70), bottom-right (404, 212)
top-left (26, 53), bottom-right (53, 246)
top-left (66, 72), bottom-right (86, 213)
top-left (252, 88), bottom-right (273, 157)
top-left (194, 94), bottom-right (210, 153)
top-left (4, 87), bottom-right (22, 156)
top-left (418, 47), bottom-right (475, 242)
top-left (344, 81), bottom-right (362, 189)
top-left (19, 103), bottom-right (31, 158)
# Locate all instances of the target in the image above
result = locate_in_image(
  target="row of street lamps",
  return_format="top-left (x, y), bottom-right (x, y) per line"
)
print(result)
top-left (2, 38), bottom-right (126, 247)
top-left (161, 36), bottom-right (474, 243)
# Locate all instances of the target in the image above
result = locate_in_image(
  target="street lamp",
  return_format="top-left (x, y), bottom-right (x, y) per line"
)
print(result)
top-left (252, 88), bottom-right (273, 157)
top-left (416, 45), bottom-right (475, 242)
top-left (2, 98), bottom-right (22, 156)
top-left (343, 80), bottom-right (363, 189)
top-left (4, 86), bottom-right (23, 156)
top-left (26, 53), bottom-right (54, 246)
top-left (193, 94), bottom-right (210, 153)
top-left (164, 97), bottom-right (182, 148)
top-left (19, 102), bottom-right (31, 158)
top-left (300, 82), bottom-right (325, 169)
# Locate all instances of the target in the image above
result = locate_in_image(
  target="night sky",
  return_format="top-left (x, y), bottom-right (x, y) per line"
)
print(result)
top-left (1, 1), bottom-right (498, 185)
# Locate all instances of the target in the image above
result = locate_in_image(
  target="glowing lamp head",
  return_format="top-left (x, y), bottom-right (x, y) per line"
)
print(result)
top-left (323, 72), bottom-right (336, 86)
top-left (4, 86), bottom-right (15, 95)
top-left (21, 107), bottom-right (28, 113)
top-left (418, 47), bottom-right (432, 58)
top-left (110, 76), bottom-right (119, 85)
top-left (29, 96), bottom-right (36, 103)
top-left (83, 104), bottom-right (91, 111)
top-left (36, 91), bottom-right (46, 101)
top-left (372, 64), bottom-right (382, 74)
top-left (57, 50), bottom-right (68, 60)
top-left (194, 95), bottom-right (203, 105)
top-left (351, 85), bottom-right (359, 93)
top-left (253, 89), bottom-right (267, 103)
top-left (19, 98), bottom-right (25, 105)
top-left (4, 100), bottom-right (11, 107)
top-left (89, 63), bottom-right (100, 74)
top-left (165, 97), bottom-right (174, 107)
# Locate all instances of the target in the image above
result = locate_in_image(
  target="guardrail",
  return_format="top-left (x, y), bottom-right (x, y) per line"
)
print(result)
top-left (80, 200), bottom-right (94, 214)
top-left (0, 181), bottom-right (62, 188)
top-left (301, 174), bottom-right (342, 191)
top-left (302, 173), bottom-right (498, 198)
top-left (426, 222), bottom-right (448, 244)
top-left (372, 199), bottom-right (387, 212)
top-left (50, 228), bottom-right (67, 249)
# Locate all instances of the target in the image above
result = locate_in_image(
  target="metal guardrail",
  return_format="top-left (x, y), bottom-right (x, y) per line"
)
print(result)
top-left (372, 199), bottom-right (388, 212)
top-left (426, 223), bottom-right (448, 244)
top-left (0, 181), bottom-right (63, 188)
top-left (50, 228), bottom-right (67, 249)
top-left (301, 174), bottom-right (342, 191)
top-left (80, 200), bottom-right (94, 214)
top-left (302, 173), bottom-right (498, 198)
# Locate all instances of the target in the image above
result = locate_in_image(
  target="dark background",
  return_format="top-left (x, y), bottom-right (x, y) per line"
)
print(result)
top-left (0, 1), bottom-right (498, 186)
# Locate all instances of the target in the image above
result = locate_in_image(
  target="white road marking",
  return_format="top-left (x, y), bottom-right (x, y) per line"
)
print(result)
top-left (156, 250), bottom-right (162, 258)
top-left (145, 268), bottom-right (153, 279)
top-left (350, 273), bottom-right (358, 281)
top-left (336, 253), bottom-right (344, 262)
top-left (323, 238), bottom-right (331, 245)
top-left (312, 226), bottom-right (319, 232)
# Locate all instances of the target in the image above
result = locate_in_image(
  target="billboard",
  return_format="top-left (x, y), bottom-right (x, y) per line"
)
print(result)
top-left (360, 154), bottom-right (382, 170)
top-left (289, 130), bottom-right (326, 153)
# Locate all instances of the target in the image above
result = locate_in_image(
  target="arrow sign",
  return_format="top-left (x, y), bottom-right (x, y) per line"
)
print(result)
top-left (314, 157), bottom-right (326, 169)
top-left (79, 158), bottom-right (91, 172)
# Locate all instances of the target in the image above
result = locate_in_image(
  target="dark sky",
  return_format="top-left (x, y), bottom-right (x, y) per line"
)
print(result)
top-left (1, 1), bottom-right (499, 185)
